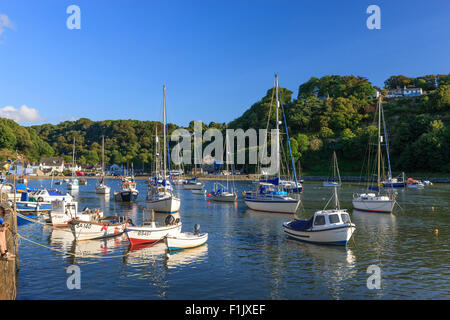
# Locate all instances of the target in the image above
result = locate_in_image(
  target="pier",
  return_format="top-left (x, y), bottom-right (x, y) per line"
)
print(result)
top-left (0, 203), bottom-right (19, 300)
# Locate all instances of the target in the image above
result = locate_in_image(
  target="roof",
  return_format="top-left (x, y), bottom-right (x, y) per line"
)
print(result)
top-left (40, 158), bottom-right (64, 166)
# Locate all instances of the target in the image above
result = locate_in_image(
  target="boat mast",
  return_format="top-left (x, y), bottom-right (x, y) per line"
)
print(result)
top-left (377, 96), bottom-right (381, 194)
top-left (163, 85), bottom-right (167, 180)
top-left (102, 135), bottom-right (105, 179)
top-left (275, 74), bottom-right (280, 189)
top-left (72, 137), bottom-right (76, 178)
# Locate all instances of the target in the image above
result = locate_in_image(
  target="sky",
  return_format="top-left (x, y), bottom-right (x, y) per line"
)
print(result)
top-left (0, 0), bottom-right (449, 127)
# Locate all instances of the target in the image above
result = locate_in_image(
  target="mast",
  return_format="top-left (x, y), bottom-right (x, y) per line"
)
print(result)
top-left (163, 85), bottom-right (167, 180)
top-left (377, 96), bottom-right (381, 194)
top-left (275, 74), bottom-right (280, 188)
top-left (72, 137), bottom-right (76, 178)
top-left (102, 135), bottom-right (105, 178)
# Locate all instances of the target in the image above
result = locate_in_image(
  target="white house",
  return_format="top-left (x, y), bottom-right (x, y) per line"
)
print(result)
top-left (386, 87), bottom-right (423, 98)
top-left (39, 158), bottom-right (65, 174)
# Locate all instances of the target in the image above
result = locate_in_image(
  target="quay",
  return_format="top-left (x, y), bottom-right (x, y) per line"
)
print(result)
top-left (0, 203), bottom-right (19, 300)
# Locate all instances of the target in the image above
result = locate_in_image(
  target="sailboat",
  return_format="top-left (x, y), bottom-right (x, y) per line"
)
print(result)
top-left (283, 185), bottom-right (356, 245)
top-left (352, 95), bottom-right (395, 214)
top-left (244, 75), bottom-right (301, 214)
top-left (207, 133), bottom-right (237, 202)
top-left (95, 135), bottom-right (111, 194)
top-left (323, 151), bottom-right (341, 187)
top-left (147, 85), bottom-right (181, 213)
top-left (67, 137), bottom-right (79, 190)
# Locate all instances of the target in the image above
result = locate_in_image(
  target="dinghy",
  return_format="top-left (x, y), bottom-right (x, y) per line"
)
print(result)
top-left (165, 225), bottom-right (208, 251)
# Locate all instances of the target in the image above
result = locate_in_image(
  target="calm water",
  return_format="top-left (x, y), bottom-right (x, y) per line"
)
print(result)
top-left (15, 179), bottom-right (449, 299)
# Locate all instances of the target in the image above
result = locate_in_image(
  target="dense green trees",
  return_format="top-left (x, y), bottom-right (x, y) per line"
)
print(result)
top-left (1, 73), bottom-right (449, 174)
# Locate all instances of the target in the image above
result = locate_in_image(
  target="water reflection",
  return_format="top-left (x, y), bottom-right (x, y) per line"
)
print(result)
top-left (285, 239), bottom-right (357, 299)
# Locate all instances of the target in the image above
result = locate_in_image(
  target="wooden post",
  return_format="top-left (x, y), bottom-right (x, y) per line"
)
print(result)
top-left (0, 203), bottom-right (18, 300)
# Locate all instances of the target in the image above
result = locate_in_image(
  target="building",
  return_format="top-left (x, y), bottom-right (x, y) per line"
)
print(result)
top-left (386, 87), bottom-right (423, 98)
top-left (39, 158), bottom-right (65, 174)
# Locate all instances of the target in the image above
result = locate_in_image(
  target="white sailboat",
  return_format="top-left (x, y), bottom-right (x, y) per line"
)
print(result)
top-left (353, 95), bottom-right (395, 214)
top-left (95, 136), bottom-right (111, 194)
top-left (147, 85), bottom-right (181, 213)
top-left (207, 134), bottom-right (237, 202)
top-left (323, 151), bottom-right (341, 187)
top-left (244, 74), bottom-right (301, 214)
top-left (67, 137), bottom-right (79, 190)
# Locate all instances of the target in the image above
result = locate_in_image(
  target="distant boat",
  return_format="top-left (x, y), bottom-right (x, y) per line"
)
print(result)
top-left (207, 182), bottom-right (236, 202)
top-left (407, 178), bottom-right (424, 189)
top-left (95, 136), bottom-right (111, 195)
top-left (183, 176), bottom-right (204, 190)
top-left (165, 224), bottom-right (208, 251)
top-left (114, 176), bottom-right (139, 202)
top-left (67, 137), bottom-right (79, 190)
top-left (79, 179), bottom-right (87, 185)
top-left (382, 172), bottom-right (406, 188)
top-left (323, 151), bottom-right (341, 187)
top-left (29, 188), bottom-right (72, 203)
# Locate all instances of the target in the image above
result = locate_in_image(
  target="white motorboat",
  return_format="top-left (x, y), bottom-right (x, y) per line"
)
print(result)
top-left (114, 177), bottom-right (139, 202)
top-left (67, 178), bottom-right (79, 190)
top-left (49, 199), bottom-right (104, 227)
top-left (29, 188), bottom-right (73, 202)
top-left (283, 186), bottom-right (356, 245)
top-left (68, 216), bottom-right (129, 241)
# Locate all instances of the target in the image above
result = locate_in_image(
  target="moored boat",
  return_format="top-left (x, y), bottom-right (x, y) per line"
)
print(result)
top-left (165, 225), bottom-right (208, 251)
top-left (68, 216), bottom-right (128, 241)
top-left (49, 199), bottom-right (103, 227)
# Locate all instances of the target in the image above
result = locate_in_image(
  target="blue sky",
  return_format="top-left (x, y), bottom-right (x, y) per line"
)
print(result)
top-left (0, 0), bottom-right (449, 127)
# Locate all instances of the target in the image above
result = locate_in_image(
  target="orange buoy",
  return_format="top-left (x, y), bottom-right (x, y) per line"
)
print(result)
top-left (434, 229), bottom-right (439, 235)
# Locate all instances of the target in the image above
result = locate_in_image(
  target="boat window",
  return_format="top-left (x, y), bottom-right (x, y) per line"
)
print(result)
top-left (314, 215), bottom-right (326, 226)
top-left (341, 213), bottom-right (351, 223)
top-left (329, 214), bottom-right (340, 224)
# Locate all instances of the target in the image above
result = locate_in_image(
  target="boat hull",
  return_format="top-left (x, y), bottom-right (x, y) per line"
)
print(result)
top-left (244, 197), bottom-right (300, 214)
top-left (183, 183), bottom-right (204, 190)
top-left (352, 198), bottom-right (394, 214)
top-left (209, 193), bottom-right (236, 202)
top-left (283, 223), bottom-right (355, 245)
top-left (115, 190), bottom-right (139, 202)
top-left (126, 223), bottom-right (182, 245)
top-left (95, 185), bottom-right (111, 194)
top-left (165, 232), bottom-right (208, 250)
top-left (147, 196), bottom-right (181, 213)
top-left (69, 220), bottom-right (126, 241)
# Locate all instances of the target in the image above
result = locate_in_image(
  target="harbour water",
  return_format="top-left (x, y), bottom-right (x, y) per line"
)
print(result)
top-left (15, 179), bottom-right (449, 299)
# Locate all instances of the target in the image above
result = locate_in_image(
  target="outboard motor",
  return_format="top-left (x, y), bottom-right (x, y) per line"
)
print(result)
top-left (194, 224), bottom-right (200, 235)
top-left (165, 215), bottom-right (175, 226)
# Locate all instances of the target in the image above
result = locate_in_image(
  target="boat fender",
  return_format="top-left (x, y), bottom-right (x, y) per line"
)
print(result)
top-left (194, 224), bottom-right (200, 235)
top-left (127, 218), bottom-right (135, 226)
top-left (165, 215), bottom-right (175, 226)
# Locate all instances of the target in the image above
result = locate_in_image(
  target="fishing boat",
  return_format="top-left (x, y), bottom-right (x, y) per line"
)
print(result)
top-left (114, 176), bottom-right (139, 202)
top-left (126, 209), bottom-right (182, 246)
top-left (244, 75), bottom-right (301, 214)
top-left (353, 95), bottom-right (395, 214)
top-left (323, 151), bottom-right (341, 187)
top-left (283, 186), bottom-right (356, 245)
top-left (68, 215), bottom-right (129, 241)
top-left (95, 136), bottom-right (111, 195)
top-left (165, 224), bottom-right (208, 251)
top-left (147, 85), bottom-right (181, 213)
top-left (49, 199), bottom-right (103, 227)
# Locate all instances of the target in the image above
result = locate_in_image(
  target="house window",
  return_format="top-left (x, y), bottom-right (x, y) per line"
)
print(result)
top-left (314, 215), bottom-right (326, 226)
top-left (329, 214), bottom-right (340, 224)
